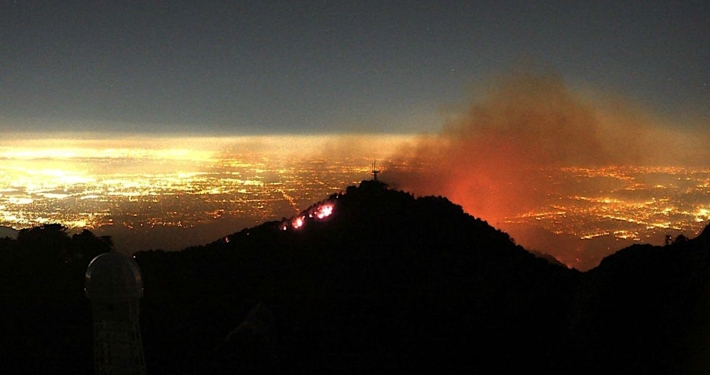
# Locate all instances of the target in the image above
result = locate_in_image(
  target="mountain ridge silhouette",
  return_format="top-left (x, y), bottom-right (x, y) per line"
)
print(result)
top-left (131, 180), bottom-right (710, 374)
top-left (3, 180), bottom-right (710, 374)
top-left (134, 179), bottom-right (580, 373)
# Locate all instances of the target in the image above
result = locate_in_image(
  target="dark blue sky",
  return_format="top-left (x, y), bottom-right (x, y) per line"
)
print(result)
top-left (1, 0), bottom-right (708, 135)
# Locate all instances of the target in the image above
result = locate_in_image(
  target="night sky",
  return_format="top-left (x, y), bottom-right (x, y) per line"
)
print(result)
top-left (1, 0), bottom-right (708, 135)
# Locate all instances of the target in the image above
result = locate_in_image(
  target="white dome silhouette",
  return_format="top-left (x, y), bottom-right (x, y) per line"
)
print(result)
top-left (85, 252), bottom-right (143, 303)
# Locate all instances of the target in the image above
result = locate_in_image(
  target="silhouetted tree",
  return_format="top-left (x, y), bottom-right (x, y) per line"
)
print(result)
top-left (17, 224), bottom-right (71, 268)
top-left (71, 229), bottom-right (112, 266)
top-left (674, 234), bottom-right (688, 244)
top-left (3, 224), bottom-right (113, 375)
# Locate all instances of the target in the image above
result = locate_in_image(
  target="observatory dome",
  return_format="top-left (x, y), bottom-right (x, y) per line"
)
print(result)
top-left (85, 252), bottom-right (144, 303)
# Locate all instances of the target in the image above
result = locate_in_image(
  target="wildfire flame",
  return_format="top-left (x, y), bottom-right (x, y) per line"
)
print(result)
top-left (287, 202), bottom-right (335, 230)
top-left (314, 204), bottom-right (334, 219)
top-left (292, 216), bottom-right (305, 229)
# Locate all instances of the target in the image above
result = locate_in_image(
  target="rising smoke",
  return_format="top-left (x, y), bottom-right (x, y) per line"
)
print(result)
top-left (385, 69), bottom-right (706, 268)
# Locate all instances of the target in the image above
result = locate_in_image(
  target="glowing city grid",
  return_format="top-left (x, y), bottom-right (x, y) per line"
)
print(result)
top-left (1, 138), bottom-right (709, 261)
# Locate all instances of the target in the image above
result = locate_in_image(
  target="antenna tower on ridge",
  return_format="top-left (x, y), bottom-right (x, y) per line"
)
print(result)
top-left (371, 160), bottom-right (381, 181)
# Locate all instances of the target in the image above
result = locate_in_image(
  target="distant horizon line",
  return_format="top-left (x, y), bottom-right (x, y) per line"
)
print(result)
top-left (0, 130), bottom-right (426, 140)
top-left (0, 133), bottom-right (421, 162)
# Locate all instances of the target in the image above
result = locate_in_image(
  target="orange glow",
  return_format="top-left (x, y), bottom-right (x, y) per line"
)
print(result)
top-left (2, 130), bottom-right (708, 270)
top-left (292, 216), bottom-right (305, 229)
top-left (314, 204), bottom-right (334, 219)
top-left (1, 134), bottom-right (414, 160)
top-left (288, 203), bottom-right (335, 230)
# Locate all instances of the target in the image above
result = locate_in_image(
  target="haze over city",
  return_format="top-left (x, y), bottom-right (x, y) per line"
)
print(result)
top-left (1, 1), bottom-right (708, 270)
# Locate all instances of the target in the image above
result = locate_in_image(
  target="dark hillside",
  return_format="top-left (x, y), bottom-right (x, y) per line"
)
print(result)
top-left (135, 180), bottom-right (580, 374)
top-left (0, 226), bottom-right (111, 375)
top-left (556, 228), bottom-right (710, 374)
top-left (6, 181), bottom-right (710, 374)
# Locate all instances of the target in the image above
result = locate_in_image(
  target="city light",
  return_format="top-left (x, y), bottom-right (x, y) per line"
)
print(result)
top-left (0, 136), bottom-right (392, 235)
top-left (0, 137), bottom-right (709, 266)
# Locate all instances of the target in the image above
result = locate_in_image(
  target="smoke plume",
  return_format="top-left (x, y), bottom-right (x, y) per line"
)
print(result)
top-left (385, 70), bottom-right (706, 255)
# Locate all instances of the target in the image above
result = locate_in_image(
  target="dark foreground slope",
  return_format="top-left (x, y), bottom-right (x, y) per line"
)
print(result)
top-left (0, 227), bottom-right (111, 375)
top-left (4, 181), bottom-right (710, 374)
top-left (556, 226), bottom-right (710, 375)
top-left (135, 181), bottom-right (580, 374)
